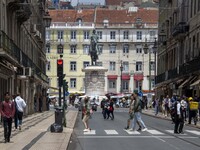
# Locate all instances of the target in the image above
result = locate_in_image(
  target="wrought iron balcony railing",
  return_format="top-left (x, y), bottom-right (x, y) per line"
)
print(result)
top-left (172, 22), bottom-right (189, 37)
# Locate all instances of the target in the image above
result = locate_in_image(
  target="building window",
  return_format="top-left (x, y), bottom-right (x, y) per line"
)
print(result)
top-left (71, 30), bottom-right (76, 40)
top-left (46, 44), bottom-right (50, 53)
top-left (151, 79), bottom-right (155, 88)
top-left (109, 45), bottom-right (116, 53)
top-left (123, 31), bottom-right (129, 39)
top-left (135, 80), bottom-right (142, 91)
top-left (109, 62), bottom-right (116, 71)
top-left (70, 45), bottom-right (76, 54)
top-left (84, 31), bottom-right (90, 39)
top-left (97, 31), bottom-right (102, 39)
top-left (98, 45), bottom-right (103, 54)
top-left (123, 44), bottom-right (129, 53)
top-left (136, 61), bottom-right (142, 71)
top-left (47, 61), bottom-right (50, 71)
top-left (136, 47), bottom-right (142, 53)
top-left (70, 78), bottom-right (76, 88)
top-left (109, 80), bottom-right (116, 88)
top-left (149, 31), bottom-right (156, 40)
top-left (136, 31), bottom-right (142, 40)
top-left (122, 81), bottom-right (129, 90)
top-left (70, 61), bottom-right (76, 71)
top-left (150, 61), bottom-right (155, 71)
top-left (83, 61), bottom-right (90, 68)
top-left (46, 31), bottom-right (51, 40)
top-left (57, 30), bottom-right (63, 40)
top-left (83, 45), bottom-right (90, 54)
top-left (123, 61), bottom-right (129, 71)
top-left (110, 31), bottom-right (116, 39)
top-left (96, 62), bottom-right (102, 66)
top-left (57, 44), bottom-right (63, 54)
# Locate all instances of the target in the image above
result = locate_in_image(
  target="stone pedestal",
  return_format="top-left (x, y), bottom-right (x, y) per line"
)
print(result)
top-left (82, 66), bottom-right (108, 96)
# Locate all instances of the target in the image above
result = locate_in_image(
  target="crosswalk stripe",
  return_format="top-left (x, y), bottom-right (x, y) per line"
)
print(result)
top-left (166, 130), bottom-right (187, 135)
top-left (146, 130), bottom-right (164, 135)
top-left (185, 130), bottom-right (200, 135)
top-left (84, 130), bottom-right (96, 135)
top-left (105, 130), bottom-right (118, 135)
top-left (124, 129), bottom-right (140, 135)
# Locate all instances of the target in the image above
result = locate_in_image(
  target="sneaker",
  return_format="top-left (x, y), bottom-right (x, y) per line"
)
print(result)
top-left (19, 126), bottom-right (21, 131)
top-left (129, 128), bottom-right (134, 131)
top-left (124, 127), bottom-right (129, 130)
top-left (141, 128), bottom-right (147, 131)
top-left (83, 128), bottom-right (91, 132)
top-left (137, 128), bottom-right (141, 131)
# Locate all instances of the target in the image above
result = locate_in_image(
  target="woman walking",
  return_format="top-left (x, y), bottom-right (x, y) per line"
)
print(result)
top-left (82, 97), bottom-right (92, 132)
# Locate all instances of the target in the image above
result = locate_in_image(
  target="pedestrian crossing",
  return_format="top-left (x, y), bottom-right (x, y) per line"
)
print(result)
top-left (83, 129), bottom-right (200, 136)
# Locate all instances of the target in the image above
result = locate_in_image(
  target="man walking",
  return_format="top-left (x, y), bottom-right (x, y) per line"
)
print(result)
top-left (0, 92), bottom-right (15, 143)
top-left (130, 93), bottom-right (147, 132)
top-left (15, 93), bottom-right (26, 130)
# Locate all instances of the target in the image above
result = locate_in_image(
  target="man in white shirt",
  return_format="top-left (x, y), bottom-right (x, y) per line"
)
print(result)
top-left (174, 98), bottom-right (184, 134)
top-left (15, 94), bottom-right (26, 130)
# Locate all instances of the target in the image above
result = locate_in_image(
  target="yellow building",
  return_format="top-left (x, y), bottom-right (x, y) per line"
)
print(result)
top-left (46, 10), bottom-right (95, 95)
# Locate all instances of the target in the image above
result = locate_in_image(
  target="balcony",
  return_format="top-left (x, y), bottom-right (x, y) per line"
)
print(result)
top-left (172, 22), bottom-right (189, 38)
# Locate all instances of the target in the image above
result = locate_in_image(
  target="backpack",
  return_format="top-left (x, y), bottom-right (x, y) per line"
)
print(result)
top-left (140, 99), bottom-right (145, 109)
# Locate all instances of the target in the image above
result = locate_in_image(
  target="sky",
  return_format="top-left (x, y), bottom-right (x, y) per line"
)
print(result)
top-left (71, 0), bottom-right (105, 6)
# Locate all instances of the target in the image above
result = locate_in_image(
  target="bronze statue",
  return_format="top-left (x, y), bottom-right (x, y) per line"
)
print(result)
top-left (89, 30), bottom-right (100, 66)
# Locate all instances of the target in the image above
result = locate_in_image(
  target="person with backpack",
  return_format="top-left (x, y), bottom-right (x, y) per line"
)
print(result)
top-left (107, 99), bottom-right (114, 120)
top-left (174, 97), bottom-right (184, 134)
top-left (129, 93), bottom-right (147, 132)
top-left (0, 92), bottom-right (15, 143)
top-left (15, 93), bottom-right (27, 130)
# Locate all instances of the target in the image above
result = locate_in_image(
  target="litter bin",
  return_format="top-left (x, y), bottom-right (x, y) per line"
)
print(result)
top-left (55, 107), bottom-right (63, 125)
top-left (50, 107), bottom-right (63, 133)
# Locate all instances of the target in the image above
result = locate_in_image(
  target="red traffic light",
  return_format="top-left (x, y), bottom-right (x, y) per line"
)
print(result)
top-left (57, 59), bottom-right (63, 65)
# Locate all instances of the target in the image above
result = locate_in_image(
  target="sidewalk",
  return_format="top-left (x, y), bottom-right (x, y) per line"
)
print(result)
top-left (142, 108), bottom-right (200, 129)
top-left (0, 108), bottom-right (78, 150)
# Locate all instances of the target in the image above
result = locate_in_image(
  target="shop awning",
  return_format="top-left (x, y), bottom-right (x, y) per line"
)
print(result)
top-left (122, 74), bottom-right (130, 80)
top-left (190, 78), bottom-right (200, 87)
top-left (134, 74), bottom-right (144, 81)
top-left (178, 76), bottom-right (194, 88)
top-left (107, 75), bottom-right (118, 80)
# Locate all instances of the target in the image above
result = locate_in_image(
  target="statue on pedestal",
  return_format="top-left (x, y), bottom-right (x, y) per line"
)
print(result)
top-left (89, 30), bottom-right (100, 66)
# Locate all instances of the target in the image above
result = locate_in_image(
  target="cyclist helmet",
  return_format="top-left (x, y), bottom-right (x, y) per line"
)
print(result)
top-left (188, 97), bottom-right (193, 101)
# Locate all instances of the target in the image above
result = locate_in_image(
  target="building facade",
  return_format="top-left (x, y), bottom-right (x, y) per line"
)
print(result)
top-left (47, 8), bottom-right (158, 96)
top-left (157, 0), bottom-right (200, 98)
top-left (0, 0), bottom-right (49, 114)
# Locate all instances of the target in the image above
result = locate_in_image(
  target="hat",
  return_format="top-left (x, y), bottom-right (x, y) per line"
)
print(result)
top-left (188, 97), bottom-right (193, 101)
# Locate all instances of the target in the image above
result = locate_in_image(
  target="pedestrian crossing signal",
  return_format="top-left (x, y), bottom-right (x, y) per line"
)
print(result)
top-left (57, 59), bottom-right (63, 77)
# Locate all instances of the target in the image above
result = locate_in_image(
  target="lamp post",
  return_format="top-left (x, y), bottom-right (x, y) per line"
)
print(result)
top-left (120, 61), bottom-right (123, 94)
top-left (152, 38), bottom-right (157, 85)
top-left (143, 39), bottom-right (151, 93)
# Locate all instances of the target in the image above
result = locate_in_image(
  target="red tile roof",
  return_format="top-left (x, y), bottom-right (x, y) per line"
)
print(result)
top-left (49, 9), bottom-right (95, 22)
top-left (96, 8), bottom-right (158, 24)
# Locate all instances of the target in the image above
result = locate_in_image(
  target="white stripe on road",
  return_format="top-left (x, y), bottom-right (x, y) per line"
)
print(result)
top-left (124, 129), bottom-right (140, 135)
top-left (166, 130), bottom-right (187, 135)
top-left (185, 130), bottom-right (200, 135)
top-left (105, 130), bottom-right (118, 135)
top-left (146, 130), bottom-right (164, 135)
top-left (84, 130), bottom-right (96, 135)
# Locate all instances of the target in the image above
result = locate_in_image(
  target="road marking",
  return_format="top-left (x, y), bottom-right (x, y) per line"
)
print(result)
top-left (166, 130), bottom-right (187, 135)
top-left (83, 130), bottom-right (96, 135)
top-left (124, 129), bottom-right (140, 135)
top-left (147, 130), bottom-right (164, 135)
top-left (105, 130), bottom-right (118, 135)
top-left (78, 135), bottom-right (175, 139)
top-left (185, 130), bottom-right (200, 135)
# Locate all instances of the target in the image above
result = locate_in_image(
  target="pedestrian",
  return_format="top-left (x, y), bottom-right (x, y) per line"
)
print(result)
top-left (12, 95), bottom-right (18, 130)
top-left (129, 93), bottom-right (147, 132)
top-left (82, 96), bottom-right (91, 132)
top-left (107, 99), bottom-right (114, 120)
top-left (154, 98), bottom-right (159, 116)
top-left (124, 93), bottom-right (142, 131)
top-left (0, 92), bottom-right (15, 143)
top-left (100, 98), bottom-right (106, 119)
top-left (174, 97), bottom-right (184, 134)
top-left (180, 96), bottom-right (187, 121)
top-left (15, 93), bottom-right (26, 130)
top-left (188, 97), bottom-right (198, 125)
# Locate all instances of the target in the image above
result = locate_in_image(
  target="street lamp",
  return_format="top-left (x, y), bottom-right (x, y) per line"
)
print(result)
top-left (143, 39), bottom-right (151, 93)
top-left (43, 11), bottom-right (52, 28)
top-left (120, 61), bottom-right (123, 94)
top-left (152, 38), bottom-right (157, 85)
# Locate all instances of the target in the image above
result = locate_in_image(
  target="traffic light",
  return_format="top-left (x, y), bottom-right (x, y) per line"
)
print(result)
top-left (57, 59), bottom-right (63, 77)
